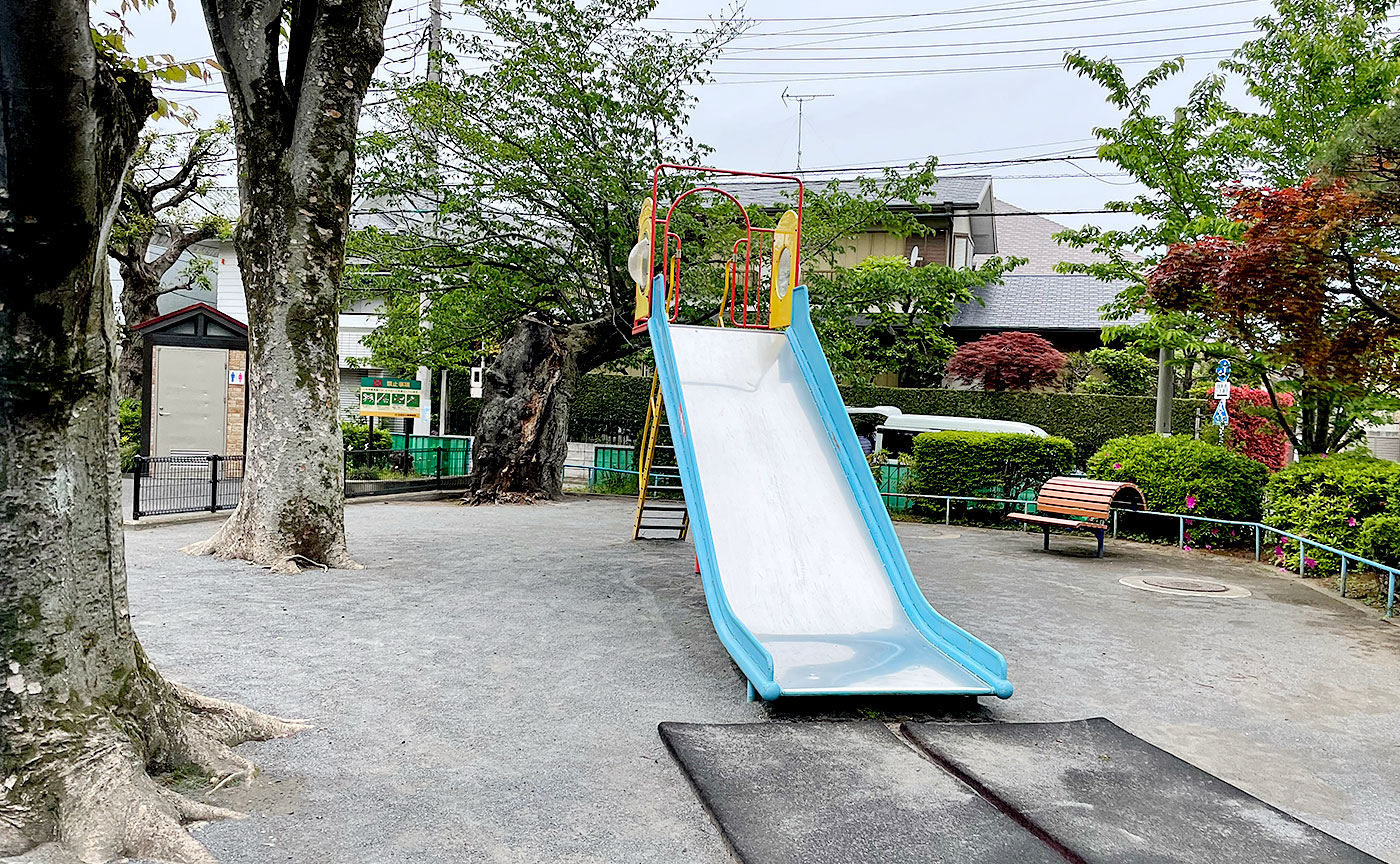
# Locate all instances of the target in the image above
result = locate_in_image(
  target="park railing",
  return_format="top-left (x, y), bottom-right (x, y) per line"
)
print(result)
top-left (131, 455), bottom-right (244, 519)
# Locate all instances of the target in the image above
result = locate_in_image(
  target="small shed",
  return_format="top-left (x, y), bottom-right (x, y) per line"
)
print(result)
top-left (132, 302), bottom-right (249, 460)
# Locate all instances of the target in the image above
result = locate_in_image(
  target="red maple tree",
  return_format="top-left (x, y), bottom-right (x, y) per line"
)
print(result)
top-left (1148, 179), bottom-right (1400, 454)
top-left (1226, 386), bottom-right (1293, 471)
top-left (945, 331), bottom-right (1067, 391)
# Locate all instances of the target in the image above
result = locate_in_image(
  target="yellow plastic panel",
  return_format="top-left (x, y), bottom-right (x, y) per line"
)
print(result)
top-left (769, 209), bottom-right (799, 329)
top-left (630, 197), bottom-right (655, 324)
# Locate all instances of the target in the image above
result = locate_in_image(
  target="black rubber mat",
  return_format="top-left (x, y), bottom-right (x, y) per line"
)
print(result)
top-left (658, 721), bottom-right (1066, 864)
top-left (903, 717), bottom-right (1382, 864)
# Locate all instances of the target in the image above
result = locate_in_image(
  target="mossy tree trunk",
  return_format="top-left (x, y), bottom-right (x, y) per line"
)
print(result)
top-left (185, 0), bottom-right (391, 571)
top-left (0, 5), bottom-right (303, 861)
top-left (466, 314), bottom-right (633, 502)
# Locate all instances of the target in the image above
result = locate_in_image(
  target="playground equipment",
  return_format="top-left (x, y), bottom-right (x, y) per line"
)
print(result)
top-left (631, 165), bottom-right (1012, 700)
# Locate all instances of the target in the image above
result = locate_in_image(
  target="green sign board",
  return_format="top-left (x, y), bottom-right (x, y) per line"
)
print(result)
top-left (359, 376), bottom-right (422, 418)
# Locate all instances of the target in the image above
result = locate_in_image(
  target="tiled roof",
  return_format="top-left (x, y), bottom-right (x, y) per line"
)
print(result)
top-left (950, 274), bottom-right (1148, 331)
top-left (712, 175), bottom-right (993, 210)
top-left (973, 198), bottom-right (1142, 275)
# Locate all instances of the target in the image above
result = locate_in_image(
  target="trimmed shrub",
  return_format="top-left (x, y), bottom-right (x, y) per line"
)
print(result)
top-left (1359, 515), bottom-right (1400, 568)
top-left (1077, 347), bottom-right (1157, 396)
top-left (342, 420), bottom-right (392, 451)
top-left (448, 372), bottom-right (1210, 466)
top-left (910, 431), bottom-right (1076, 500)
top-left (119, 398), bottom-right (141, 472)
top-left (1088, 434), bottom-right (1267, 521)
top-left (1262, 453), bottom-right (1400, 575)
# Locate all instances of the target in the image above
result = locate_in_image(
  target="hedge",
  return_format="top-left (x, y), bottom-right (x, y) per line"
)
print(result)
top-left (1262, 453), bottom-right (1400, 575)
top-left (909, 431), bottom-right (1076, 500)
top-left (1088, 434), bottom-right (1268, 522)
top-left (447, 371), bottom-right (1209, 464)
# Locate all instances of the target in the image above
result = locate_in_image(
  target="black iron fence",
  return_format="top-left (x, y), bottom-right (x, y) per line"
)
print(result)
top-left (131, 455), bottom-right (244, 519)
top-left (131, 444), bottom-right (475, 520)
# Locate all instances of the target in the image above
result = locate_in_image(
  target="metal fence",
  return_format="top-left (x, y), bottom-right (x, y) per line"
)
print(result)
top-left (131, 455), bottom-right (244, 519)
top-left (345, 445), bottom-right (471, 484)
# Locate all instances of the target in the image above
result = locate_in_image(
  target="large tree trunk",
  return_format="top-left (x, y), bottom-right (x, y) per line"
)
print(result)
top-left (116, 259), bottom-right (162, 401)
top-left (466, 318), bottom-right (578, 502)
top-left (185, 0), bottom-right (391, 571)
top-left (0, 6), bottom-right (302, 861)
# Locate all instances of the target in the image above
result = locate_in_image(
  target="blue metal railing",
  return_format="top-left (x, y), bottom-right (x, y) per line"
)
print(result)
top-left (571, 463), bottom-right (1396, 618)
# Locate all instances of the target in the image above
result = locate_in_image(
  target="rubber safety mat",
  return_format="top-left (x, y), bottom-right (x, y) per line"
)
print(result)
top-left (661, 719), bottom-right (1382, 864)
top-left (659, 721), bottom-right (1066, 864)
top-left (903, 717), bottom-right (1381, 864)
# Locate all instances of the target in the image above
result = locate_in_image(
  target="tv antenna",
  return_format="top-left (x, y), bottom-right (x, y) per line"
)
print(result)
top-left (782, 88), bottom-right (833, 171)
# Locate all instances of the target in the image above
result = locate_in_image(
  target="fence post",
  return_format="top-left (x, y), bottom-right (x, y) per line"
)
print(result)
top-left (944, 498), bottom-right (950, 525)
top-left (1387, 570), bottom-right (1394, 618)
top-left (1112, 509), bottom-right (1118, 539)
top-left (1254, 524), bottom-right (1260, 561)
top-left (1299, 540), bottom-right (1306, 575)
top-left (208, 455), bottom-right (220, 513)
top-left (1178, 517), bottom-right (1184, 549)
top-left (1339, 558), bottom-right (1348, 598)
top-left (436, 446), bottom-right (443, 488)
top-left (132, 456), bottom-right (143, 520)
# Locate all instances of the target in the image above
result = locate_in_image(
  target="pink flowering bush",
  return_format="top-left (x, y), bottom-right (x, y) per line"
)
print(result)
top-left (1263, 452), bottom-right (1400, 575)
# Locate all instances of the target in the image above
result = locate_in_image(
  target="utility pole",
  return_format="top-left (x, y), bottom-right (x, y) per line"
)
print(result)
top-left (418, 0), bottom-right (443, 434)
top-left (427, 0), bottom-right (442, 84)
top-left (781, 88), bottom-right (832, 171)
top-left (1154, 347), bottom-right (1174, 434)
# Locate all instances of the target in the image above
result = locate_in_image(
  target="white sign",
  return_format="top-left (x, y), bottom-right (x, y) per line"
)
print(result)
top-left (228, 370), bottom-right (246, 386)
top-left (1214, 381), bottom-right (1231, 400)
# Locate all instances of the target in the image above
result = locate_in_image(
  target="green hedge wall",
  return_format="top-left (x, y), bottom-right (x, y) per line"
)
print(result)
top-left (446, 372), bottom-right (1209, 463)
top-left (909, 431), bottom-right (1077, 499)
top-left (842, 385), bottom-right (1208, 466)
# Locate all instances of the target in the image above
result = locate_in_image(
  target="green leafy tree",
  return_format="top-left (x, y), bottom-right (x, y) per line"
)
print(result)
top-left (1148, 180), bottom-right (1400, 453)
top-left (351, 0), bottom-right (958, 500)
top-left (808, 255), bottom-right (1023, 386)
top-left (1057, 0), bottom-right (1400, 389)
top-left (109, 123), bottom-right (232, 400)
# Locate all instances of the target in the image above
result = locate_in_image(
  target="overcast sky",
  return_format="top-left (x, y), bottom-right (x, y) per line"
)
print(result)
top-left (127, 0), bottom-right (1282, 233)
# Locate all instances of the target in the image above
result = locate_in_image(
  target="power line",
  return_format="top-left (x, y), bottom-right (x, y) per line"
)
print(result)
top-left (718, 19), bottom-right (1258, 56)
top-left (703, 48), bottom-right (1235, 83)
top-left (712, 28), bottom-right (1254, 63)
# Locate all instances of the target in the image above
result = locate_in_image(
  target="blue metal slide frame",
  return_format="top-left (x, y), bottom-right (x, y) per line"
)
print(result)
top-left (648, 279), bottom-right (1013, 699)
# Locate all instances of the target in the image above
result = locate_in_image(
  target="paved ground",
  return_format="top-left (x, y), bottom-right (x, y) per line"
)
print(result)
top-left (111, 495), bottom-right (1399, 863)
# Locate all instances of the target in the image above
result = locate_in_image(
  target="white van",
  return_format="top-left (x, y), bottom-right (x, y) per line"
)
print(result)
top-left (846, 406), bottom-right (1048, 457)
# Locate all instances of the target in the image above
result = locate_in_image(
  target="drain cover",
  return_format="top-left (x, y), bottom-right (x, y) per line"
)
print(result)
top-left (1141, 577), bottom-right (1230, 593)
top-left (1119, 575), bottom-right (1251, 598)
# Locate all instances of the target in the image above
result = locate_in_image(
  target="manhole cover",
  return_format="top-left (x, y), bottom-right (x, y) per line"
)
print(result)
top-left (1141, 577), bottom-right (1230, 593)
top-left (1119, 575), bottom-right (1251, 598)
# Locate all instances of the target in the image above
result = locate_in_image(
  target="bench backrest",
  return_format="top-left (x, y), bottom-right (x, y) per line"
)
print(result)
top-left (1034, 477), bottom-right (1146, 522)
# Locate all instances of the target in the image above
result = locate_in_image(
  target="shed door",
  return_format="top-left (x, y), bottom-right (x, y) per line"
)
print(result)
top-left (153, 346), bottom-right (228, 457)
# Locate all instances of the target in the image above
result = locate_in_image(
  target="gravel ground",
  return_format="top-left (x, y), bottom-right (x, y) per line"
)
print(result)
top-left (104, 495), bottom-right (1400, 863)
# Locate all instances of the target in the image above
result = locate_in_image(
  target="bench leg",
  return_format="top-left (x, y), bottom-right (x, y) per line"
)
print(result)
top-left (1043, 526), bottom-right (1050, 551)
top-left (1095, 529), bottom-right (1105, 558)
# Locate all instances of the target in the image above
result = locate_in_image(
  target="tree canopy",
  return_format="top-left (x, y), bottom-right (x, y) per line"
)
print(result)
top-left (1149, 180), bottom-right (1400, 453)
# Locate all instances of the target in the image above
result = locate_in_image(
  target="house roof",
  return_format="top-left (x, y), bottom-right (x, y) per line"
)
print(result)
top-left (973, 198), bottom-right (1142, 274)
top-left (712, 175), bottom-right (994, 211)
top-left (950, 274), bottom-right (1148, 332)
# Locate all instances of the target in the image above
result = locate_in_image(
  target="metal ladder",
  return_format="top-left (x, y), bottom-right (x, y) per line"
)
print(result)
top-left (632, 371), bottom-right (689, 540)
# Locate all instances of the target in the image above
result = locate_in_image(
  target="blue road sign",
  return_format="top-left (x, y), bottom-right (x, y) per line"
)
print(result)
top-left (1215, 358), bottom-right (1231, 381)
top-left (1212, 400), bottom-right (1229, 425)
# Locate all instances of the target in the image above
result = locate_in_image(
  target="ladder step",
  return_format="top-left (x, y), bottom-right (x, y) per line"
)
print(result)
top-left (642, 503), bottom-right (688, 511)
top-left (638, 523), bottom-right (688, 530)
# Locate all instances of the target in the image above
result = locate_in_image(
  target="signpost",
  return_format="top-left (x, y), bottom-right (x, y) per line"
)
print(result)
top-left (359, 376), bottom-right (422, 419)
top-left (1212, 359), bottom-right (1231, 440)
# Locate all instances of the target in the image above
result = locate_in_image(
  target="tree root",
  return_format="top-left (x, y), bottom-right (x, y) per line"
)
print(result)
top-left (181, 510), bottom-right (361, 573)
top-left (5, 683), bottom-right (308, 863)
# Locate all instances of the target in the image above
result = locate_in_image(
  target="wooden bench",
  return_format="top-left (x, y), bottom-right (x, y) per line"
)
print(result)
top-left (1008, 477), bottom-right (1146, 558)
